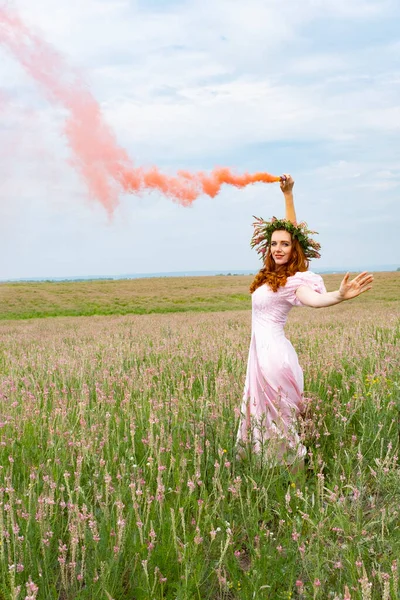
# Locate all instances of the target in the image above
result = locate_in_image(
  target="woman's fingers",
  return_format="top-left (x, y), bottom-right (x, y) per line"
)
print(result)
top-left (354, 271), bottom-right (367, 283)
top-left (350, 273), bottom-right (374, 296)
top-left (355, 271), bottom-right (373, 280)
top-left (350, 272), bottom-right (373, 285)
top-left (354, 273), bottom-right (374, 287)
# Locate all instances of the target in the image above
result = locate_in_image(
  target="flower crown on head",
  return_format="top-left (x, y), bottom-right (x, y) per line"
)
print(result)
top-left (251, 216), bottom-right (321, 260)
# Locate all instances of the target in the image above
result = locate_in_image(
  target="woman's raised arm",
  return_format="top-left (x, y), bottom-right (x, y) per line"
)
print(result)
top-left (295, 272), bottom-right (374, 308)
top-left (280, 174), bottom-right (297, 223)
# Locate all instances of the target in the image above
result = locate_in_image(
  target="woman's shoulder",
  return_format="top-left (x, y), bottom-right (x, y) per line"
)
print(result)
top-left (286, 271), bottom-right (326, 293)
top-left (283, 271), bottom-right (326, 306)
top-left (287, 270), bottom-right (321, 282)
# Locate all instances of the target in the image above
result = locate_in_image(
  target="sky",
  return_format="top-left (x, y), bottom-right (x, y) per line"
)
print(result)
top-left (1, 0), bottom-right (399, 279)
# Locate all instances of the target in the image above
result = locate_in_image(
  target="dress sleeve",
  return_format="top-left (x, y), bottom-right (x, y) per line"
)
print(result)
top-left (285, 271), bottom-right (327, 307)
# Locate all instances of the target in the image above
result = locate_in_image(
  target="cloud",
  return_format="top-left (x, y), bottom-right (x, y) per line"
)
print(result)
top-left (0, 0), bottom-right (399, 277)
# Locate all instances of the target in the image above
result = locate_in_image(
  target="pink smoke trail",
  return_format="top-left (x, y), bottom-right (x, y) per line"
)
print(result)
top-left (0, 7), bottom-right (280, 215)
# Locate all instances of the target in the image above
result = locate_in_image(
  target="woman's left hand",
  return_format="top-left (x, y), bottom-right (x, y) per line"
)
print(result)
top-left (339, 271), bottom-right (374, 300)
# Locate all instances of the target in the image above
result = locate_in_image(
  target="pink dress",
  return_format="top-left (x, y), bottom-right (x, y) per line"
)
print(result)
top-left (236, 271), bottom-right (326, 465)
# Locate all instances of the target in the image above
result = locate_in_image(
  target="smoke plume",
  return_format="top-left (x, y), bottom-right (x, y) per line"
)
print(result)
top-left (0, 7), bottom-right (280, 215)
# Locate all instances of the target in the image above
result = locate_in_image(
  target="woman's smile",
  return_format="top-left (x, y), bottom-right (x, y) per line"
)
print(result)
top-left (271, 230), bottom-right (292, 265)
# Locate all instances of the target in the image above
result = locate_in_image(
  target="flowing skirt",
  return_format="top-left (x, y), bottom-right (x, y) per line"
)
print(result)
top-left (236, 330), bottom-right (307, 465)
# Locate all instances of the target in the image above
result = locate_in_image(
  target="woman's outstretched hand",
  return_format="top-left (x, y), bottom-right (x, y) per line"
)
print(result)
top-left (339, 272), bottom-right (374, 301)
top-left (280, 173), bottom-right (294, 194)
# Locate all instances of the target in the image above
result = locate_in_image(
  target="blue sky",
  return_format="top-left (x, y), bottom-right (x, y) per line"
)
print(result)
top-left (1, 0), bottom-right (399, 278)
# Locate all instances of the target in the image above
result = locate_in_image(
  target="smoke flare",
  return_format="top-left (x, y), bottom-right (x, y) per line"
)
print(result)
top-left (0, 7), bottom-right (280, 214)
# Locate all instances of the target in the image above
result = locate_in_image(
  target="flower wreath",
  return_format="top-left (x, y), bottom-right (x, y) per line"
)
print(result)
top-left (251, 216), bottom-right (321, 260)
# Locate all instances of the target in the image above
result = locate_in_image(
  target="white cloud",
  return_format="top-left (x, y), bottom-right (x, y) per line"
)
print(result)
top-left (0, 0), bottom-right (399, 278)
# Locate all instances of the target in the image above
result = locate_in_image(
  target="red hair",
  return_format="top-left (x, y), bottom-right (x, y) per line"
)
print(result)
top-left (250, 231), bottom-right (309, 293)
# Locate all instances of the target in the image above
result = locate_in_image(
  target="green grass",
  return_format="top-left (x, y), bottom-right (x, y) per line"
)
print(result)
top-left (0, 277), bottom-right (399, 598)
top-left (1, 271), bottom-right (399, 320)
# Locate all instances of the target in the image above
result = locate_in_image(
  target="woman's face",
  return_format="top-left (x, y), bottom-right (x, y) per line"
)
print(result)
top-left (270, 230), bottom-right (292, 265)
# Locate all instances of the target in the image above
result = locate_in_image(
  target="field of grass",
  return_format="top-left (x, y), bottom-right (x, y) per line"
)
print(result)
top-left (0, 274), bottom-right (399, 599)
top-left (0, 271), bottom-right (399, 320)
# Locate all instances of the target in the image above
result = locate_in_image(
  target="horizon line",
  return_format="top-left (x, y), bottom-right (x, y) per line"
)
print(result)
top-left (1, 265), bottom-right (399, 283)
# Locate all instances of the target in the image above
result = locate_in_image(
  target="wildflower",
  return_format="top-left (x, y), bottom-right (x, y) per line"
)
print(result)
top-left (216, 567), bottom-right (227, 586)
top-left (359, 573), bottom-right (372, 600)
top-left (25, 578), bottom-right (39, 596)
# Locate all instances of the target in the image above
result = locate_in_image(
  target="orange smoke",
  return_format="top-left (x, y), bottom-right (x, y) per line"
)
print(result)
top-left (0, 7), bottom-right (280, 215)
top-left (121, 167), bottom-right (280, 206)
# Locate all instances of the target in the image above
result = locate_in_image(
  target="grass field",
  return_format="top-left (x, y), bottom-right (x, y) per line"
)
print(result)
top-left (0, 271), bottom-right (399, 320)
top-left (0, 273), bottom-right (399, 599)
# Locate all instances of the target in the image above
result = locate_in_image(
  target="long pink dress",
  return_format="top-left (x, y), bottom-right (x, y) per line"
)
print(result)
top-left (236, 271), bottom-right (326, 465)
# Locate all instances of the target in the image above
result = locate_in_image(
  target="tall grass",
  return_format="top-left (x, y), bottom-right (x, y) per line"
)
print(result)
top-left (0, 300), bottom-right (399, 599)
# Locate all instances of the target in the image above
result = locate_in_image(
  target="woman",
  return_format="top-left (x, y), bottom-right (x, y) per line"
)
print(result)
top-left (235, 175), bottom-right (373, 467)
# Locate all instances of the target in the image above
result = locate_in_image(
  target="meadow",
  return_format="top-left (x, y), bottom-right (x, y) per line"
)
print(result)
top-left (1, 272), bottom-right (398, 320)
top-left (0, 273), bottom-right (399, 599)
